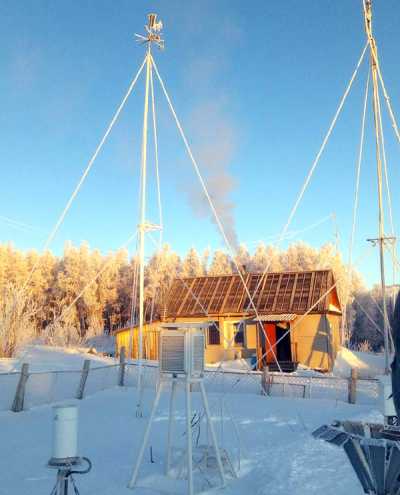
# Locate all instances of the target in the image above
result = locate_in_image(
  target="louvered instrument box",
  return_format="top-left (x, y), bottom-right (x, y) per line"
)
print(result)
top-left (159, 323), bottom-right (207, 377)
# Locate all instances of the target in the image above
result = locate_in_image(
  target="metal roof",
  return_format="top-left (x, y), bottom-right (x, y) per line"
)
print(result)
top-left (161, 322), bottom-right (213, 329)
top-left (164, 270), bottom-right (340, 318)
top-left (255, 314), bottom-right (297, 322)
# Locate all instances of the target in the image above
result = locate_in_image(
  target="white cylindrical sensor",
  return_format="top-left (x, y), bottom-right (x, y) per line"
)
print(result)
top-left (51, 404), bottom-right (78, 462)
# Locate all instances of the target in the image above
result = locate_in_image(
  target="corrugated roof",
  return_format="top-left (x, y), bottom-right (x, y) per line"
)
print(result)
top-left (256, 314), bottom-right (297, 322)
top-left (164, 270), bottom-right (340, 318)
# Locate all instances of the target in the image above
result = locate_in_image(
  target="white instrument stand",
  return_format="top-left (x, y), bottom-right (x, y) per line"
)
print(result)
top-left (128, 374), bottom-right (226, 495)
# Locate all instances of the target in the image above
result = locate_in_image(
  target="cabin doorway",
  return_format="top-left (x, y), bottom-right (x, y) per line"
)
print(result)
top-left (275, 325), bottom-right (292, 362)
top-left (258, 322), bottom-right (292, 369)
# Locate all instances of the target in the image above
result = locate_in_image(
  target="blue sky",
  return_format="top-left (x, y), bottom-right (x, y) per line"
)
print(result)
top-left (1, 0), bottom-right (400, 286)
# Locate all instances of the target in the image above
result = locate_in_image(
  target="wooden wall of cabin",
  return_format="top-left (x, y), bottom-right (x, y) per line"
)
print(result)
top-left (290, 313), bottom-right (341, 371)
top-left (114, 316), bottom-right (259, 364)
top-left (115, 324), bottom-right (159, 360)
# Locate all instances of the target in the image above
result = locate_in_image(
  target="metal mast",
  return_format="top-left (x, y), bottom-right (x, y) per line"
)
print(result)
top-left (135, 14), bottom-right (164, 415)
top-left (363, 0), bottom-right (392, 374)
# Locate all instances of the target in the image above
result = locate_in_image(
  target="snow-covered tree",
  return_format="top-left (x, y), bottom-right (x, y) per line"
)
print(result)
top-left (0, 284), bottom-right (36, 357)
top-left (252, 243), bottom-right (281, 272)
top-left (201, 248), bottom-right (210, 275)
top-left (234, 244), bottom-right (251, 271)
top-left (145, 244), bottom-right (182, 312)
top-left (208, 250), bottom-right (232, 275)
top-left (181, 248), bottom-right (203, 277)
top-left (279, 242), bottom-right (317, 271)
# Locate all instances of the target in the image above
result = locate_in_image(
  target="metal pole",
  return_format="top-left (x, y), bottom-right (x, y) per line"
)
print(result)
top-left (128, 379), bottom-right (163, 488)
top-left (58, 469), bottom-right (69, 495)
top-left (185, 378), bottom-right (194, 495)
top-left (199, 380), bottom-right (226, 487)
top-left (220, 372), bottom-right (224, 447)
top-left (137, 46), bottom-right (152, 414)
top-left (165, 378), bottom-right (177, 475)
top-left (364, 0), bottom-right (390, 374)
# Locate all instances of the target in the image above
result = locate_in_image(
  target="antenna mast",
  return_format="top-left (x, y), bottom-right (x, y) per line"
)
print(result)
top-left (363, 0), bottom-right (393, 374)
top-left (135, 14), bottom-right (164, 415)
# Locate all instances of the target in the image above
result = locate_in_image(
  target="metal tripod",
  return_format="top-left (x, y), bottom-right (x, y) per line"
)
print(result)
top-left (50, 469), bottom-right (79, 495)
top-left (48, 458), bottom-right (92, 495)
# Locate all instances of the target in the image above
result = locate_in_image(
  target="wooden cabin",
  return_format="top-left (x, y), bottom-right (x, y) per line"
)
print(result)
top-left (114, 269), bottom-right (342, 372)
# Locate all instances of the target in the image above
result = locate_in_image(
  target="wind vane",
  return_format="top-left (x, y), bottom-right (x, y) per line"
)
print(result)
top-left (135, 13), bottom-right (164, 50)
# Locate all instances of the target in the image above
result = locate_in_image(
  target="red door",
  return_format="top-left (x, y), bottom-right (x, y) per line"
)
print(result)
top-left (264, 323), bottom-right (277, 364)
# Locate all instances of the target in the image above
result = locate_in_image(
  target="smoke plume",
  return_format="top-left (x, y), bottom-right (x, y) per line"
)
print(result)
top-left (187, 102), bottom-right (238, 249)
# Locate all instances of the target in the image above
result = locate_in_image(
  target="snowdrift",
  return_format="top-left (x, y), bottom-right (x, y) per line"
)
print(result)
top-left (333, 347), bottom-right (385, 379)
top-left (9, 344), bottom-right (115, 373)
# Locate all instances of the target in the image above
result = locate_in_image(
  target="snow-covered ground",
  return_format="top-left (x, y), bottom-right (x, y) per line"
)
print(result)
top-left (0, 345), bottom-right (385, 494)
top-left (206, 358), bottom-right (252, 371)
top-left (0, 386), bottom-right (381, 495)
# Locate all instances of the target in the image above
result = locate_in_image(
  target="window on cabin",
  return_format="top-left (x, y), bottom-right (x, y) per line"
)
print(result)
top-left (234, 322), bottom-right (245, 346)
top-left (208, 322), bottom-right (220, 345)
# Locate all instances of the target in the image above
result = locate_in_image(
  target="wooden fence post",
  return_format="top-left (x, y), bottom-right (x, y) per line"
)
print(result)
top-left (348, 368), bottom-right (358, 404)
top-left (76, 359), bottom-right (91, 400)
top-left (11, 363), bottom-right (29, 412)
top-left (261, 366), bottom-right (271, 396)
top-left (119, 346), bottom-right (126, 387)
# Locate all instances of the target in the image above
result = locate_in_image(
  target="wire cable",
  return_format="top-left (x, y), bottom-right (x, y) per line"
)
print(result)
top-left (366, 30), bottom-right (400, 148)
top-left (376, 79), bottom-right (397, 290)
top-left (377, 85), bottom-right (395, 237)
top-left (244, 42), bottom-right (369, 314)
top-left (353, 298), bottom-right (385, 338)
top-left (244, 214), bottom-right (333, 247)
top-left (23, 58), bottom-right (147, 290)
top-left (340, 71), bottom-right (370, 343)
top-left (150, 60), bottom-right (163, 245)
top-left (151, 55), bottom-right (282, 372)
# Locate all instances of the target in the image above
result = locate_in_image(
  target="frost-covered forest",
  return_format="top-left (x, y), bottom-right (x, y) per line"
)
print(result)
top-left (0, 240), bottom-right (393, 357)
